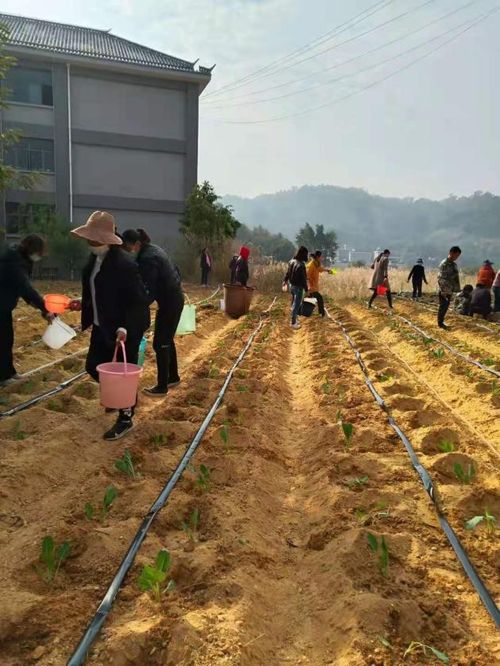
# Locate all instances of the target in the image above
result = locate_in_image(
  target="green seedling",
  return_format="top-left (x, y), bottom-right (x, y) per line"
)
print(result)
top-left (182, 507), bottom-right (200, 542)
top-left (345, 476), bottom-right (369, 490)
top-left (85, 485), bottom-right (118, 524)
top-left (341, 421), bottom-right (354, 450)
top-left (114, 449), bottom-right (139, 479)
top-left (492, 382), bottom-right (500, 397)
top-left (481, 357), bottom-right (496, 367)
top-left (195, 464), bottom-right (211, 492)
top-left (465, 509), bottom-right (496, 534)
top-left (377, 635), bottom-right (392, 650)
top-left (355, 501), bottom-right (389, 525)
top-left (367, 533), bottom-right (389, 577)
top-left (377, 373), bottom-right (393, 382)
top-left (220, 423), bottom-right (230, 453)
top-left (432, 348), bottom-right (445, 360)
top-left (84, 502), bottom-right (94, 521)
top-left (11, 419), bottom-right (26, 440)
top-left (150, 433), bottom-right (168, 449)
top-left (208, 362), bottom-right (219, 379)
top-left (438, 440), bottom-right (455, 453)
top-left (423, 337), bottom-right (433, 346)
top-left (453, 462), bottom-right (476, 485)
top-left (36, 536), bottom-right (71, 583)
top-left (138, 549), bottom-right (175, 602)
top-left (237, 384), bottom-right (249, 393)
top-left (404, 641), bottom-right (449, 663)
top-left (321, 378), bottom-right (331, 395)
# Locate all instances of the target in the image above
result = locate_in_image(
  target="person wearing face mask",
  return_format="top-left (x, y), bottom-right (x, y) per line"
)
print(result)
top-left (122, 228), bottom-right (184, 396)
top-left (69, 211), bottom-right (150, 440)
top-left (0, 234), bottom-right (53, 386)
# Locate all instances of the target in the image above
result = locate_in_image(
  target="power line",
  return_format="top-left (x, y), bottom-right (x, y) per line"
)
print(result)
top-left (204, 7), bottom-right (499, 125)
top-left (202, 0), bottom-right (395, 99)
top-left (202, 0), bottom-right (482, 108)
top-left (203, 0), bottom-right (437, 101)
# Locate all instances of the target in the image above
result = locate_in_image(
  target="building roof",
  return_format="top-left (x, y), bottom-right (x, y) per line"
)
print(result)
top-left (0, 13), bottom-right (209, 75)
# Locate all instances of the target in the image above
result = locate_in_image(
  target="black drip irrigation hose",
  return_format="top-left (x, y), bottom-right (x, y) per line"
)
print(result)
top-left (326, 308), bottom-right (500, 628)
top-left (67, 303), bottom-right (274, 666)
top-left (0, 372), bottom-right (87, 419)
top-left (372, 305), bottom-right (500, 379)
top-left (19, 349), bottom-right (87, 379)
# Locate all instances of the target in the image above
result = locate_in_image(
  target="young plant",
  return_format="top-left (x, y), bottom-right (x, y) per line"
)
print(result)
top-left (150, 433), bottom-right (168, 449)
top-left (432, 348), bottom-right (445, 360)
top-left (453, 463), bottom-right (476, 485)
top-left (138, 549), bottom-right (175, 602)
top-left (182, 507), bottom-right (200, 542)
top-left (220, 423), bottom-right (230, 453)
top-left (341, 421), bottom-right (354, 450)
top-left (465, 509), bottom-right (496, 534)
top-left (195, 464), bottom-right (211, 492)
top-left (208, 362), bottom-right (219, 379)
top-left (404, 641), bottom-right (449, 663)
top-left (355, 501), bottom-right (389, 525)
top-left (114, 449), bottom-right (139, 479)
top-left (345, 476), bottom-right (369, 490)
top-left (321, 377), bottom-right (331, 395)
top-left (377, 373), bottom-right (393, 382)
top-left (237, 384), bottom-right (249, 393)
top-left (438, 439), bottom-right (455, 453)
top-left (11, 419), bottom-right (26, 440)
top-left (367, 533), bottom-right (389, 577)
top-left (85, 485), bottom-right (118, 524)
top-left (481, 357), bottom-right (496, 367)
top-left (36, 536), bottom-right (71, 583)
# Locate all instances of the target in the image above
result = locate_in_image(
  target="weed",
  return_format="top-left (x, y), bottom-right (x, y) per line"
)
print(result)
top-left (114, 449), bottom-right (139, 479)
top-left (182, 507), bottom-right (200, 542)
top-left (432, 348), bottom-right (445, 360)
top-left (138, 549), bottom-right (175, 602)
top-left (453, 463), bottom-right (476, 485)
top-left (438, 440), bottom-right (455, 453)
top-left (220, 423), bottom-right (230, 453)
top-left (11, 419), bottom-right (26, 440)
top-left (403, 641), bottom-right (449, 663)
top-left (345, 476), bottom-right (369, 490)
top-left (85, 485), bottom-right (118, 524)
top-left (465, 509), bottom-right (496, 534)
top-left (367, 533), bottom-right (389, 577)
top-left (36, 536), bottom-right (71, 583)
top-left (150, 433), bottom-right (168, 449)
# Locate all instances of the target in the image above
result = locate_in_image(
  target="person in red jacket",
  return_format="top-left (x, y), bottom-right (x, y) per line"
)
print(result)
top-left (476, 260), bottom-right (495, 288)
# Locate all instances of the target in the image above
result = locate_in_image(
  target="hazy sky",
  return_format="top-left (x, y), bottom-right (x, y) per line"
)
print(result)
top-left (3, 0), bottom-right (499, 200)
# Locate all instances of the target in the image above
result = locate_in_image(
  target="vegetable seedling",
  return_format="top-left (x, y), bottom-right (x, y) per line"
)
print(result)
top-left (465, 509), bottom-right (496, 534)
top-left (237, 384), bottom-right (249, 393)
top-left (341, 421), bottom-right (354, 450)
top-left (220, 423), bottom-right (230, 453)
top-left (36, 536), bottom-right (71, 583)
top-left (150, 433), bottom-right (168, 449)
top-left (321, 378), bottom-right (331, 395)
top-left (453, 462), bottom-right (476, 485)
top-left (195, 464), bottom-right (211, 492)
top-left (114, 449), bottom-right (139, 479)
top-left (481, 357), bottom-right (496, 367)
top-left (208, 362), bottom-right (219, 379)
top-left (182, 507), bottom-right (200, 542)
top-left (404, 641), bottom-right (449, 663)
top-left (438, 440), bottom-right (455, 453)
top-left (85, 485), bottom-right (118, 524)
top-left (345, 476), bottom-right (369, 490)
top-left (11, 419), bottom-right (26, 440)
top-left (431, 348), bottom-right (445, 360)
top-left (367, 533), bottom-right (389, 577)
top-left (138, 549), bottom-right (175, 602)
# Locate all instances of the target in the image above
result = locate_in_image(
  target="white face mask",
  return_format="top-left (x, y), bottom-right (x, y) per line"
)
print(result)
top-left (90, 245), bottom-right (109, 256)
top-left (30, 254), bottom-right (42, 262)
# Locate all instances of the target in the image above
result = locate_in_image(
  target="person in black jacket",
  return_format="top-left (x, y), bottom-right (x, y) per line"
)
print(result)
top-left (0, 234), bottom-right (53, 384)
top-left (234, 246), bottom-right (250, 287)
top-left (407, 258), bottom-right (428, 299)
top-left (470, 284), bottom-right (493, 319)
top-left (200, 248), bottom-right (212, 286)
top-left (122, 228), bottom-right (185, 396)
top-left (69, 211), bottom-right (150, 441)
top-left (283, 246), bottom-right (309, 330)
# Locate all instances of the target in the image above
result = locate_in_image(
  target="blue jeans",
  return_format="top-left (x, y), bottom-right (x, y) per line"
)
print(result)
top-left (290, 286), bottom-right (304, 324)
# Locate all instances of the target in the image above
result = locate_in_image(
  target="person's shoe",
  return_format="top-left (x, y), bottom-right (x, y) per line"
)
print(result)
top-left (143, 385), bottom-right (168, 396)
top-left (438, 323), bottom-right (450, 330)
top-left (168, 379), bottom-right (181, 388)
top-left (103, 419), bottom-right (134, 441)
top-left (291, 322), bottom-right (301, 330)
top-left (0, 373), bottom-right (22, 387)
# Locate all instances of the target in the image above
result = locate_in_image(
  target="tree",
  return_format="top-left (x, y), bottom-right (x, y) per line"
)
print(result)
top-left (0, 24), bottom-right (39, 192)
top-left (237, 224), bottom-right (295, 261)
top-left (180, 181), bottom-right (240, 248)
top-left (296, 223), bottom-right (338, 262)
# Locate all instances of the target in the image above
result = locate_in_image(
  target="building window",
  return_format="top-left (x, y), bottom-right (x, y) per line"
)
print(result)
top-left (5, 202), bottom-right (55, 235)
top-left (5, 67), bottom-right (53, 106)
top-left (5, 138), bottom-right (55, 173)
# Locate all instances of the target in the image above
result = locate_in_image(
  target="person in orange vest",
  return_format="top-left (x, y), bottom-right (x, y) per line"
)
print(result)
top-left (306, 250), bottom-right (328, 317)
top-left (476, 260), bottom-right (495, 288)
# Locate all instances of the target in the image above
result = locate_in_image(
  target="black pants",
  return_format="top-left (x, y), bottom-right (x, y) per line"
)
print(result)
top-left (154, 297), bottom-right (184, 390)
top-left (309, 291), bottom-right (325, 316)
top-left (0, 310), bottom-right (16, 382)
top-left (201, 267), bottom-right (210, 285)
top-left (412, 279), bottom-right (423, 298)
top-left (438, 293), bottom-right (451, 326)
top-left (86, 325), bottom-right (141, 421)
top-left (369, 289), bottom-right (393, 308)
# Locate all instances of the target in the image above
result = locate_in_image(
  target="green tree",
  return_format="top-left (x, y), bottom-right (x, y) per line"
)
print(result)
top-left (0, 24), bottom-right (39, 192)
top-left (296, 223), bottom-right (338, 262)
top-left (238, 224), bottom-right (295, 261)
top-left (181, 181), bottom-right (240, 248)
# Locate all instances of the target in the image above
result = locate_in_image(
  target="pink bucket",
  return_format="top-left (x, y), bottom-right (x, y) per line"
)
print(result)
top-left (377, 285), bottom-right (388, 295)
top-left (97, 341), bottom-right (143, 409)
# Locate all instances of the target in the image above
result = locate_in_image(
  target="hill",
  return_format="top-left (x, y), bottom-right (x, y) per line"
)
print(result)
top-left (223, 186), bottom-right (500, 266)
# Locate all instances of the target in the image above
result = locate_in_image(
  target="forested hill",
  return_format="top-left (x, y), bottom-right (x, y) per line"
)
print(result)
top-left (223, 186), bottom-right (500, 265)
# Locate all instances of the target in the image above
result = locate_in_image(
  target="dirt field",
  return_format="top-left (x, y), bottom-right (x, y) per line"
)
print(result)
top-left (0, 284), bottom-right (498, 665)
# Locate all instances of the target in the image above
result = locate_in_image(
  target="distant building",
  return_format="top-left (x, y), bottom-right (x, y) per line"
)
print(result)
top-left (0, 13), bottom-right (211, 244)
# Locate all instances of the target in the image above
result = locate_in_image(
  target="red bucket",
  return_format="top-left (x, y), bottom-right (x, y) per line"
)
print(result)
top-left (376, 285), bottom-right (388, 296)
top-left (97, 342), bottom-right (142, 409)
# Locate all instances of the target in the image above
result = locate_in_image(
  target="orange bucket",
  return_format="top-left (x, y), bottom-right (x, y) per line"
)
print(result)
top-left (376, 285), bottom-right (388, 296)
top-left (44, 294), bottom-right (71, 314)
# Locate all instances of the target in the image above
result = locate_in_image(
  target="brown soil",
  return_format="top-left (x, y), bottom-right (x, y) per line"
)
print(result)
top-left (0, 293), bottom-right (498, 665)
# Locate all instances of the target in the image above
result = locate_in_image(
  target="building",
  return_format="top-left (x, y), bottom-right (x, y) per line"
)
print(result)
top-left (0, 13), bottom-right (211, 246)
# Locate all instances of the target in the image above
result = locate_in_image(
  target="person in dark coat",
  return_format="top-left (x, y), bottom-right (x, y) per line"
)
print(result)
top-left (229, 255), bottom-right (238, 283)
top-left (407, 258), bottom-right (428, 299)
top-left (470, 284), bottom-right (492, 319)
top-left (200, 248), bottom-right (212, 286)
top-left (234, 246), bottom-right (250, 287)
top-left (122, 228), bottom-right (184, 396)
top-left (69, 211), bottom-right (150, 441)
top-left (0, 234), bottom-right (53, 385)
top-left (283, 246), bottom-right (309, 329)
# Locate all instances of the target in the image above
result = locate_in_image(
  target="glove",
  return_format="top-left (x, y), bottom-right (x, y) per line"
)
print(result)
top-left (69, 299), bottom-right (82, 311)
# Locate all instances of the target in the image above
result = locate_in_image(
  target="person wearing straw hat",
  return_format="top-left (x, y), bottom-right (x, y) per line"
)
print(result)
top-left (69, 211), bottom-right (150, 440)
top-left (0, 234), bottom-right (54, 386)
top-left (122, 228), bottom-right (184, 396)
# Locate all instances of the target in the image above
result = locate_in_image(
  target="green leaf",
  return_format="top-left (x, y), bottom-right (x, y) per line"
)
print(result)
top-left (367, 533), bottom-right (378, 552)
top-left (103, 485), bottom-right (118, 509)
top-left (84, 503), bottom-right (94, 520)
top-left (155, 549), bottom-right (171, 573)
top-left (428, 646), bottom-right (449, 663)
top-left (56, 541), bottom-right (71, 562)
top-left (342, 422), bottom-right (354, 442)
top-left (114, 460), bottom-right (127, 473)
top-left (377, 635), bottom-right (392, 649)
top-left (465, 515), bottom-right (484, 530)
top-left (41, 536), bottom-right (55, 567)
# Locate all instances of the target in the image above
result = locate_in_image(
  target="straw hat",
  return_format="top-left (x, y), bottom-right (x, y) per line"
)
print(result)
top-left (71, 211), bottom-right (122, 245)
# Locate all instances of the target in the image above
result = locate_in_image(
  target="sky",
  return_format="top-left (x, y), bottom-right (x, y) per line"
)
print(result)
top-left (3, 0), bottom-right (499, 200)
